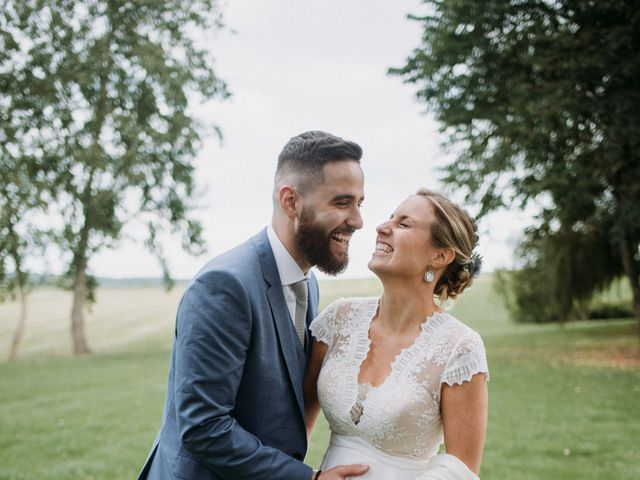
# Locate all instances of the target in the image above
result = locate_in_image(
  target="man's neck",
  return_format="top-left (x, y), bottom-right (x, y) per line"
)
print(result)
top-left (269, 220), bottom-right (311, 274)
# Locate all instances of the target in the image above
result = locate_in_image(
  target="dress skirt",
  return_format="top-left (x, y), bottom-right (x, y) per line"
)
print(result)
top-left (320, 433), bottom-right (430, 480)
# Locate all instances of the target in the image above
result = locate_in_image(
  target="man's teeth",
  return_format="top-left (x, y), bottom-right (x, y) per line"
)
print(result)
top-left (332, 233), bottom-right (350, 244)
top-left (376, 243), bottom-right (393, 253)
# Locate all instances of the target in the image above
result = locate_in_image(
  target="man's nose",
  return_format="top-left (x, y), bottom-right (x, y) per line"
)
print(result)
top-left (348, 206), bottom-right (364, 230)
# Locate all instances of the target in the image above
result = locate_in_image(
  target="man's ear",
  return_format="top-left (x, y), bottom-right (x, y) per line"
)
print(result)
top-left (278, 185), bottom-right (300, 219)
top-left (432, 247), bottom-right (456, 269)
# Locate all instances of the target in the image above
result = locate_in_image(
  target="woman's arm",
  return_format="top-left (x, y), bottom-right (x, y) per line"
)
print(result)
top-left (440, 373), bottom-right (488, 474)
top-left (303, 339), bottom-right (328, 442)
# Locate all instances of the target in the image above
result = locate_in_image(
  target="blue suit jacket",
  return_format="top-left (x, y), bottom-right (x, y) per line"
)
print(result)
top-left (137, 229), bottom-right (318, 480)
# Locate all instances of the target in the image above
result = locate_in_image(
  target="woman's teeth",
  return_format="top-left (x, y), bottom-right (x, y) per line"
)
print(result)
top-left (375, 242), bottom-right (393, 253)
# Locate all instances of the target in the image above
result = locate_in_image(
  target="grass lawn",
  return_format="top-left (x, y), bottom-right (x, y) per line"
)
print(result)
top-left (0, 275), bottom-right (639, 479)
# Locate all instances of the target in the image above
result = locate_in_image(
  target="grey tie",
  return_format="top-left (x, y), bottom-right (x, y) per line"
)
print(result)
top-left (290, 279), bottom-right (308, 346)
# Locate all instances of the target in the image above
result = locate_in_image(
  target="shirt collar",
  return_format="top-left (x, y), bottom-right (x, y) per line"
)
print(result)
top-left (267, 224), bottom-right (308, 286)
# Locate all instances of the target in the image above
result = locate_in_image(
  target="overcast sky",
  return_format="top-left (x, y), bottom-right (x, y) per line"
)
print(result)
top-left (86, 0), bottom-right (531, 280)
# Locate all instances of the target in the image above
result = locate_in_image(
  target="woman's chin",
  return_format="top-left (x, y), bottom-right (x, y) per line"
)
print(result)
top-left (367, 258), bottom-right (387, 277)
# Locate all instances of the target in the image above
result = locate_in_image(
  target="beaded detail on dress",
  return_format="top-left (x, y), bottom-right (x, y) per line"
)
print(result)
top-left (310, 297), bottom-right (489, 461)
top-left (350, 383), bottom-right (372, 425)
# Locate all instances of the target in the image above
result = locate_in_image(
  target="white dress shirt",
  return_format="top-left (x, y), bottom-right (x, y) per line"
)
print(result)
top-left (267, 225), bottom-right (309, 324)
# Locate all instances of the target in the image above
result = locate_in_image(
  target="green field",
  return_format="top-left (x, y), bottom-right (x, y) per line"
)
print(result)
top-left (0, 275), bottom-right (639, 479)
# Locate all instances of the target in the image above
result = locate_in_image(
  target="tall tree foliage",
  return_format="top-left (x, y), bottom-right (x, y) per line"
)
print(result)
top-left (393, 0), bottom-right (640, 331)
top-left (1, 16), bottom-right (59, 361)
top-left (1, 0), bottom-right (229, 355)
top-left (0, 157), bottom-right (39, 362)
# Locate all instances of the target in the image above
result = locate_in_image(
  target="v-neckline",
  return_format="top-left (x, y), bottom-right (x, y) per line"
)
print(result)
top-left (353, 297), bottom-right (445, 400)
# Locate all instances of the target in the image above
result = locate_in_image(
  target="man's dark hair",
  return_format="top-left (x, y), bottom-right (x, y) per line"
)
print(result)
top-left (276, 131), bottom-right (362, 191)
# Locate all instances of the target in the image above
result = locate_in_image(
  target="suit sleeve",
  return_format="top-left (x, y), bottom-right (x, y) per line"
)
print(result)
top-left (174, 270), bottom-right (312, 480)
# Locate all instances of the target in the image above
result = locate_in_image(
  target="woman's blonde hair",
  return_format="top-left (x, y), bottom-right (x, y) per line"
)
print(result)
top-left (415, 188), bottom-right (481, 301)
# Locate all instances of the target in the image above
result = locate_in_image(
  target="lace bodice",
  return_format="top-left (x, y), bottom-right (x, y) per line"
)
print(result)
top-left (310, 297), bottom-right (489, 461)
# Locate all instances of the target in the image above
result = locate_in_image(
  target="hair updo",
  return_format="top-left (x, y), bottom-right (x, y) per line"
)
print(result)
top-left (415, 188), bottom-right (482, 302)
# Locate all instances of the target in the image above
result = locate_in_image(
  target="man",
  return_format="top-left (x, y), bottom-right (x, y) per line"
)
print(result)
top-left (137, 131), bottom-right (369, 480)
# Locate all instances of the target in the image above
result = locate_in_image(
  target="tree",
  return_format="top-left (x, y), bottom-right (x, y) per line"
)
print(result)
top-left (0, 166), bottom-right (36, 362)
top-left (1, 20), bottom-right (58, 361)
top-left (392, 0), bottom-right (640, 333)
top-left (2, 0), bottom-right (229, 354)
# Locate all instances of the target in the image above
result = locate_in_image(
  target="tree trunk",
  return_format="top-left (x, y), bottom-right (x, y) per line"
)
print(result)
top-left (620, 238), bottom-right (640, 340)
top-left (69, 160), bottom-right (96, 356)
top-left (71, 259), bottom-right (91, 355)
top-left (629, 275), bottom-right (640, 340)
top-left (7, 285), bottom-right (27, 362)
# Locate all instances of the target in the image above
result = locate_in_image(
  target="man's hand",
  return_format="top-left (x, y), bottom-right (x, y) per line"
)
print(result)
top-left (313, 464), bottom-right (369, 479)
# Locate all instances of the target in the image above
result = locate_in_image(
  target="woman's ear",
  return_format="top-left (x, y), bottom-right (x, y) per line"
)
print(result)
top-left (278, 185), bottom-right (300, 219)
top-left (432, 247), bottom-right (456, 269)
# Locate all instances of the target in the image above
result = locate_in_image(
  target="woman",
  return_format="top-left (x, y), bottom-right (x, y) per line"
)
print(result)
top-left (304, 189), bottom-right (489, 480)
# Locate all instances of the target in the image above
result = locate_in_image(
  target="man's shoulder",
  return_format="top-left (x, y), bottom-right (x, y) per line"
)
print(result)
top-left (192, 230), bottom-right (269, 282)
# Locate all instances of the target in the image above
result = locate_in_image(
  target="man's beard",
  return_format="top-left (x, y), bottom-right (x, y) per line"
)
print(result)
top-left (296, 208), bottom-right (352, 276)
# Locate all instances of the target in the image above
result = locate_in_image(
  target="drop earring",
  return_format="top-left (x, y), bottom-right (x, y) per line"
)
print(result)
top-left (424, 266), bottom-right (434, 283)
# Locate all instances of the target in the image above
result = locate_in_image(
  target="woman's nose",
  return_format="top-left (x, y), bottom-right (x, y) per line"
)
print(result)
top-left (376, 221), bottom-right (391, 234)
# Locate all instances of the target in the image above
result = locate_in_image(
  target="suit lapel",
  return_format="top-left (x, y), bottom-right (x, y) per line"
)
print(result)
top-left (253, 229), bottom-right (305, 418)
top-left (304, 274), bottom-right (319, 356)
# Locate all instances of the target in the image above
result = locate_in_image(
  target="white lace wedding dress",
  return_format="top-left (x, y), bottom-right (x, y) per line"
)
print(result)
top-left (309, 297), bottom-right (489, 480)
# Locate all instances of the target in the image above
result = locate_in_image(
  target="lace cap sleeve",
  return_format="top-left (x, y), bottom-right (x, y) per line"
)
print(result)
top-left (441, 329), bottom-right (489, 387)
top-left (309, 298), bottom-right (343, 346)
